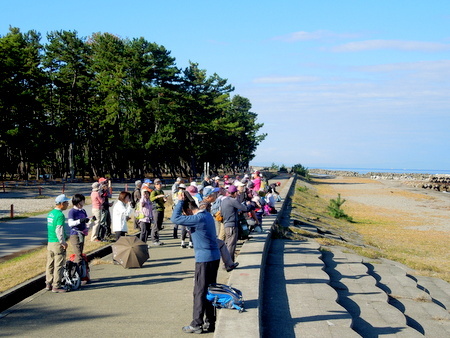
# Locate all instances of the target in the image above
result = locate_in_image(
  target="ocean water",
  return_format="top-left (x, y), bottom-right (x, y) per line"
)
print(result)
top-left (312, 167), bottom-right (450, 175)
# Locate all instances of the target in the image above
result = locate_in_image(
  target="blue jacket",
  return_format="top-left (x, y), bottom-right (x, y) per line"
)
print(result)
top-left (171, 201), bottom-right (220, 263)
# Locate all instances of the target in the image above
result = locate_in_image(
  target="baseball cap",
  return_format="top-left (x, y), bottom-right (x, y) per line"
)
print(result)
top-left (144, 178), bottom-right (152, 184)
top-left (203, 186), bottom-right (219, 197)
top-left (55, 194), bottom-right (70, 204)
top-left (98, 177), bottom-right (107, 183)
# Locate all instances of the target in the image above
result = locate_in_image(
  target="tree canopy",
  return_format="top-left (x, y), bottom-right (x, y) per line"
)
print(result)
top-left (0, 27), bottom-right (266, 180)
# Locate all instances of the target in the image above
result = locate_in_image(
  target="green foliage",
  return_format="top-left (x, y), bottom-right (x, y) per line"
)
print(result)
top-left (292, 163), bottom-right (310, 179)
top-left (270, 162), bottom-right (279, 171)
top-left (0, 27), bottom-right (266, 180)
top-left (328, 194), bottom-right (353, 222)
top-left (279, 164), bottom-right (288, 172)
top-left (297, 186), bottom-right (309, 192)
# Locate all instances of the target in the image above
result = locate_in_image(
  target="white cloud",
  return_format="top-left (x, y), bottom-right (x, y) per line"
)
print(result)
top-left (253, 76), bottom-right (320, 84)
top-left (357, 59), bottom-right (450, 73)
top-left (273, 30), bottom-right (360, 42)
top-left (332, 39), bottom-right (450, 52)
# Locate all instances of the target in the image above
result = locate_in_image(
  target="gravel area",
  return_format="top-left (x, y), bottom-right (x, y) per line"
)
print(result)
top-left (320, 176), bottom-right (450, 232)
top-left (0, 183), bottom-right (97, 218)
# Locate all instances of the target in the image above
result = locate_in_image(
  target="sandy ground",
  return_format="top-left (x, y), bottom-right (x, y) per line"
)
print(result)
top-left (315, 175), bottom-right (450, 232)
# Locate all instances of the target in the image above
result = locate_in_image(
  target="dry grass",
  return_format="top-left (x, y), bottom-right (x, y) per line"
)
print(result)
top-left (291, 177), bottom-right (450, 283)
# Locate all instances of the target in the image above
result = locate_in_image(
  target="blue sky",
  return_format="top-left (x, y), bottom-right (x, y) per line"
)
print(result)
top-left (2, 1), bottom-right (450, 170)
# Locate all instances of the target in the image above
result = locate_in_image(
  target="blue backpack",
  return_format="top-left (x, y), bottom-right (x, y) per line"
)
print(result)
top-left (206, 283), bottom-right (244, 312)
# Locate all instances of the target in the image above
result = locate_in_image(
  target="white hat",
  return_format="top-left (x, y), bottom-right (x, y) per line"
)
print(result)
top-left (55, 194), bottom-right (70, 204)
top-left (234, 181), bottom-right (245, 187)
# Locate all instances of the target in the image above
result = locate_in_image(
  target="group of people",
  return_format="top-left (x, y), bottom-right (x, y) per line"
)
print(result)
top-left (44, 171), bottom-right (281, 333)
top-left (169, 170), bottom-right (281, 334)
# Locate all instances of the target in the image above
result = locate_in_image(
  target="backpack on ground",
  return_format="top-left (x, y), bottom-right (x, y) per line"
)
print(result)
top-left (237, 213), bottom-right (250, 240)
top-left (206, 283), bottom-right (244, 312)
top-left (69, 253), bottom-right (90, 282)
top-left (62, 260), bottom-right (81, 291)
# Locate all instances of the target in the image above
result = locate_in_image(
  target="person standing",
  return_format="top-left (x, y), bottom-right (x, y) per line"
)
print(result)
top-left (68, 194), bottom-right (92, 265)
top-left (150, 178), bottom-right (166, 245)
top-left (112, 191), bottom-right (132, 241)
top-left (171, 177), bottom-right (183, 239)
top-left (138, 190), bottom-right (153, 244)
top-left (90, 182), bottom-right (104, 242)
top-left (99, 178), bottom-right (113, 240)
top-left (221, 185), bottom-right (250, 261)
top-left (171, 192), bottom-right (220, 334)
top-left (45, 194), bottom-right (70, 293)
top-left (132, 180), bottom-right (142, 229)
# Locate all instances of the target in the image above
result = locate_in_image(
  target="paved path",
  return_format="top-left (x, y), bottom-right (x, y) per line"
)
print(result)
top-left (0, 229), bottom-right (230, 337)
top-left (3, 174), bottom-right (449, 337)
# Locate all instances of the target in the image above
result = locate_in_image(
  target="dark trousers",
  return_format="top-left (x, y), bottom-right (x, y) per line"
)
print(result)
top-left (151, 210), bottom-right (164, 242)
top-left (139, 222), bottom-right (150, 243)
top-left (191, 259), bottom-right (220, 328)
top-left (153, 209), bottom-right (164, 230)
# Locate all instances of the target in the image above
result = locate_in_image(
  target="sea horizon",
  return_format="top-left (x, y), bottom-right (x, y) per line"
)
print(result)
top-left (310, 167), bottom-right (450, 175)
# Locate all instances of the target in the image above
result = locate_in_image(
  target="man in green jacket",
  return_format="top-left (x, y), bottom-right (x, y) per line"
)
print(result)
top-left (150, 178), bottom-right (166, 245)
top-left (45, 194), bottom-right (70, 293)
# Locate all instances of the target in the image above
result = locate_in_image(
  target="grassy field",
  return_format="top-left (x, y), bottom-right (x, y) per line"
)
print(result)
top-left (288, 177), bottom-right (450, 283)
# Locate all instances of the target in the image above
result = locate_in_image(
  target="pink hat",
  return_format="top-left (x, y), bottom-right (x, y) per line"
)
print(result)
top-left (228, 185), bottom-right (237, 193)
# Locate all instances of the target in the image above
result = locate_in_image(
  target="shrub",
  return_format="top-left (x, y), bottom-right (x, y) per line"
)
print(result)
top-left (328, 194), bottom-right (353, 222)
top-left (292, 163), bottom-right (310, 179)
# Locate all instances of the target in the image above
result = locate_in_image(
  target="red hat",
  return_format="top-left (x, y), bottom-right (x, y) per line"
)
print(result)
top-left (224, 175), bottom-right (229, 178)
top-left (98, 177), bottom-right (107, 183)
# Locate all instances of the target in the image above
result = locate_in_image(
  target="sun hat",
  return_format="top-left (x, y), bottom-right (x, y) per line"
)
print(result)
top-left (98, 177), bottom-right (107, 183)
top-left (178, 184), bottom-right (186, 189)
top-left (214, 176), bottom-right (220, 180)
top-left (92, 182), bottom-right (100, 191)
top-left (55, 194), bottom-right (70, 204)
top-left (234, 181), bottom-right (245, 187)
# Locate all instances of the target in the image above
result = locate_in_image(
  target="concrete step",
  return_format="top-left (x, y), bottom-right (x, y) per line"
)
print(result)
top-left (408, 274), bottom-right (450, 313)
top-left (364, 259), bottom-right (450, 336)
top-left (322, 247), bottom-right (423, 337)
top-left (262, 239), bottom-right (358, 337)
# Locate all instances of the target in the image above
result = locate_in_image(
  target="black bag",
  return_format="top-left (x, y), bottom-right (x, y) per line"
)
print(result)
top-left (62, 260), bottom-right (81, 291)
top-left (206, 283), bottom-right (244, 312)
top-left (237, 213), bottom-right (249, 240)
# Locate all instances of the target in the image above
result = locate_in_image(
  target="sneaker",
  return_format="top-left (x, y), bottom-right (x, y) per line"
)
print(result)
top-left (45, 283), bottom-right (52, 291)
top-left (52, 287), bottom-right (67, 293)
top-left (188, 243), bottom-right (194, 249)
top-left (153, 241), bottom-right (164, 246)
top-left (181, 243), bottom-right (187, 248)
top-left (202, 322), bottom-right (215, 333)
top-left (182, 325), bottom-right (203, 334)
top-left (226, 262), bottom-right (239, 272)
